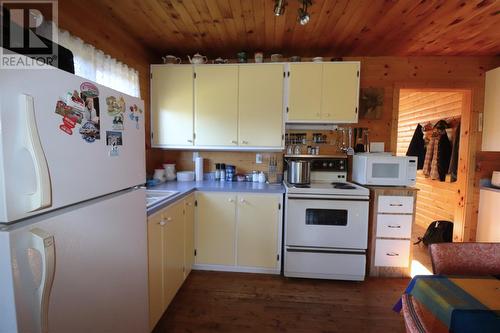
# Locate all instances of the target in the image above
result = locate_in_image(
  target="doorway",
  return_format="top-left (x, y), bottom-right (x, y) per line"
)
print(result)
top-left (395, 89), bottom-right (469, 274)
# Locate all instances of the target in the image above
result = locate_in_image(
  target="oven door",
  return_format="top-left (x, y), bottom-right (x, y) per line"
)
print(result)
top-left (285, 196), bottom-right (369, 249)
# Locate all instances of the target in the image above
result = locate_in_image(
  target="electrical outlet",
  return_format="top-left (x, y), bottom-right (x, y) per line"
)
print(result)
top-left (193, 152), bottom-right (199, 161)
top-left (256, 153), bottom-right (263, 164)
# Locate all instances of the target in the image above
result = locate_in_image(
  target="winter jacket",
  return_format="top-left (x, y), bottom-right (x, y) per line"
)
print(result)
top-left (406, 124), bottom-right (426, 169)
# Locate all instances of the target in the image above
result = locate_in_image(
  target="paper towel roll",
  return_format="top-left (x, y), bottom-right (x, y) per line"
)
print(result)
top-left (195, 157), bottom-right (204, 181)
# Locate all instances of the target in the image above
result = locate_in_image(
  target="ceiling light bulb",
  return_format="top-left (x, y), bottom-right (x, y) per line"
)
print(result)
top-left (299, 12), bottom-right (310, 25)
top-left (274, 0), bottom-right (286, 16)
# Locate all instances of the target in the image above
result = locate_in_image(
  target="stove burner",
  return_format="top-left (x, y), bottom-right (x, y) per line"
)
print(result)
top-left (331, 182), bottom-right (356, 190)
top-left (293, 184), bottom-right (311, 188)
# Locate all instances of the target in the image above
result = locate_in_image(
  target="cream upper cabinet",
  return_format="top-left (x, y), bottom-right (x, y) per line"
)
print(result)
top-left (238, 64), bottom-right (284, 147)
top-left (195, 192), bottom-right (236, 265)
top-left (147, 212), bottom-right (164, 329)
top-left (151, 65), bottom-right (194, 147)
top-left (286, 62), bottom-right (360, 123)
top-left (183, 194), bottom-right (195, 277)
top-left (321, 62), bottom-right (359, 123)
top-left (194, 65), bottom-right (239, 146)
top-left (287, 63), bottom-right (323, 121)
top-left (163, 201), bottom-right (185, 307)
top-left (237, 194), bottom-right (280, 269)
top-left (482, 67), bottom-right (500, 151)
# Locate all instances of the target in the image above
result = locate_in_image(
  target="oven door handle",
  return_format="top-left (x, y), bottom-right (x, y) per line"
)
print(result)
top-left (286, 195), bottom-right (369, 201)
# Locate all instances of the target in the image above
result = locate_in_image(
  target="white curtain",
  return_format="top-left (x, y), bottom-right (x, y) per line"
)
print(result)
top-left (57, 30), bottom-right (140, 98)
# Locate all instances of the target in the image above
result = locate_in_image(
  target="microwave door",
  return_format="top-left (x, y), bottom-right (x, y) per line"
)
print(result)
top-left (367, 160), bottom-right (405, 185)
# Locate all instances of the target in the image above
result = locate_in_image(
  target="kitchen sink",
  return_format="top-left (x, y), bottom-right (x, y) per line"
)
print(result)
top-left (146, 190), bottom-right (179, 208)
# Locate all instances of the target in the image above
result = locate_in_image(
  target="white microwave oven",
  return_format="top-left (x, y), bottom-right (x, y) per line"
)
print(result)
top-left (352, 153), bottom-right (417, 186)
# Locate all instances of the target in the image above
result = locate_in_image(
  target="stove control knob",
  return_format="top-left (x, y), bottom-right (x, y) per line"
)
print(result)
top-left (340, 165), bottom-right (345, 170)
top-left (322, 162), bottom-right (327, 167)
top-left (328, 162), bottom-right (333, 167)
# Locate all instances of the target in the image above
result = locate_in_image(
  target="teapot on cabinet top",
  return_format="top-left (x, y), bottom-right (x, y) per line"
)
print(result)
top-left (187, 53), bottom-right (208, 64)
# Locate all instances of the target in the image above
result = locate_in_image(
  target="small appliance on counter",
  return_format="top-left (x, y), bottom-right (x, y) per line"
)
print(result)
top-left (491, 171), bottom-right (500, 188)
top-left (352, 153), bottom-right (417, 187)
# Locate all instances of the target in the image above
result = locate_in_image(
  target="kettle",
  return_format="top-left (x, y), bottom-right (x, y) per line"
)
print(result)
top-left (187, 53), bottom-right (208, 64)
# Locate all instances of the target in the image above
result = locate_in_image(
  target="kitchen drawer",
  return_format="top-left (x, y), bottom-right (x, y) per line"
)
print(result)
top-left (376, 214), bottom-right (413, 239)
top-left (284, 248), bottom-right (366, 281)
top-left (374, 239), bottom-right (410, 267)
top-left (378, 196), bottom-right (414, 214)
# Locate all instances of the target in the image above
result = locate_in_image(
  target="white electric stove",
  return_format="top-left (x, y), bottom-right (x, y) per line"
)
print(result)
top-left (283, 157), bottom-right (370, 281)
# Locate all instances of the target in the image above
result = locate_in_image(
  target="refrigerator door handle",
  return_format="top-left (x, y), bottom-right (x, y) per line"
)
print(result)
top-left (20, 94), bottom-right (52, 212)
top-left (30, 228), bottom-right (55, 333)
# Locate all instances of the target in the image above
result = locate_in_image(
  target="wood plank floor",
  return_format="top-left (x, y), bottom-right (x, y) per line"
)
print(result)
top-left (153, 271), bottom-right (409, 333)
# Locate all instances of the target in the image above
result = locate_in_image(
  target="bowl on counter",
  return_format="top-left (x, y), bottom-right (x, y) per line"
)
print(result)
top-left (177, 171), bottom-right (195, 182)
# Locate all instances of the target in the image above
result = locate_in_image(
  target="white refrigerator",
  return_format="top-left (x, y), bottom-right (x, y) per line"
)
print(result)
top-left (0, 55), bottom-right (149, 333)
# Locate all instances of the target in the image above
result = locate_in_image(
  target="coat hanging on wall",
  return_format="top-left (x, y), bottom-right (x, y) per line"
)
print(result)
top-left (422, 121), bottom-right (452, 181)
top-left (406, 124), bottom-right (426, 169)
top-left (448, 122), bottom-right (461, 182)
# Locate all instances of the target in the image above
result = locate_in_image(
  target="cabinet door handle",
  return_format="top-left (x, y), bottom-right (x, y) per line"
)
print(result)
top-left (389, 203), bottom-right (403, 207)
top-left (166, 217), bottom-right (172, 221)
top-left (228, 198), bottom-right (235, 203)
top-left (240, 198), bottom-right (246, 204)
top-left (158, 220), bottom-right (166, 226)
top-left (386, 252), bottom-right (399, 257)
top-left (387, 225), bottom-right (401, 228)
top-left (241, 140), bottom-right (248, 145)
top-left (187, 139), bottom-right (193, 143)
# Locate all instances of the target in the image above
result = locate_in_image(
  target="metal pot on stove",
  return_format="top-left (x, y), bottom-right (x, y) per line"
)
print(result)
top-left (287, 160), bottom-right (311, 184)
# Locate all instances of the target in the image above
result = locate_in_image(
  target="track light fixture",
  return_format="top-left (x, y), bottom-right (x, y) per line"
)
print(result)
top-left (274, 0), bottom-right (286, 16)
top-left (298, 0), bottom-right (312, 25)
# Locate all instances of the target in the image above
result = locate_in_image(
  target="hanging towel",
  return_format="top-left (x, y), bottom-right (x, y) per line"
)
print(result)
top-left (406, 124), bottom-right (426, 169)
top-left (423, 135), bottom-right (437, 177)
top-left (448, 122), bottom-right (460, 182)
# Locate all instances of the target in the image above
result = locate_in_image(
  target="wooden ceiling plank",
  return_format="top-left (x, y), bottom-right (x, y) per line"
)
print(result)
top-left (306, 0), bottom-right (347, 56)
top-left (225, 0), bottom-right (248, 52)
top-left (263, 0), bottom-right (277, 53)
top-left (240, 0), bottom-right (259, 52)
top-left (331, 0), bottom-right (385, 56)
top-left (403, 1), bottom-right (500, 55)
top-left (338, 0), bottom-right (399, 56)
top-left (365, 0), bottom-right (442, 56)
top-left (204, 0), bottom-right (237, 56)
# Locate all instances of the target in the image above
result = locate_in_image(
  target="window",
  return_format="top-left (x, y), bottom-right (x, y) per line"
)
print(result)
top-left (57, 30), bottom-right (140, 97)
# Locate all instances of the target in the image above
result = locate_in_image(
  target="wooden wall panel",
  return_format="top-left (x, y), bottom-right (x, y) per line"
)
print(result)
top-left (149, 150), bottom-right (284, 178)
top-left (396, 91), bottom-right (463, 229)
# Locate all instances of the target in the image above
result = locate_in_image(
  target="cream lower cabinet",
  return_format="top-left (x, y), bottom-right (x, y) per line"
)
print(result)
top-left (194, 191), bottom-right (282, 273)
top-left (183, 194), bottom-right (195, 277)
top-left (147, 194), bottom-right (196, 330)
top-left (194, 192), bottom-right (237, 265)
top-left (151, 65), bottom-right (194, 147)
top-left (237, 194), bottom-right (281, 269)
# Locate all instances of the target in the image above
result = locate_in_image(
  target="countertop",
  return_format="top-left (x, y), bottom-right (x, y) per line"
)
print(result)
top-left (479, 179), bottom-right (500, 193)
top-left (147, 181), bottom-right (285, 216)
